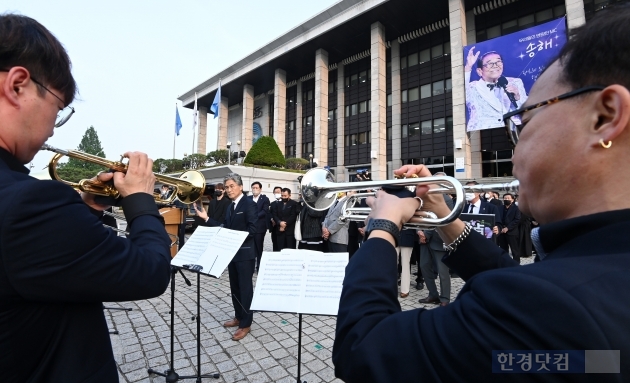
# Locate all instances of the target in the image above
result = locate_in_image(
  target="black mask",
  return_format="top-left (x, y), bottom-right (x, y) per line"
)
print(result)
top-left (215, 190), bottom-right (223, 197)
top-left (504, 200), bottom-right (512, 206)
top-left (282, 198), bottom-right (289, 202)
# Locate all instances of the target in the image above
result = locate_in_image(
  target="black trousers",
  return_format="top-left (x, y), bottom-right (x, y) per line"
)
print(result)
top-left (327, 241), bottom-right (347, 253)
top-left (271, 230), bottom-right (279, 251)
top-left (277, 232), bottom-right (296, 250)
top-left (498, 233), bottom-right (521, 263)
top-left (227, 259), bottom-right (255, 328)
top-left (253, 232), bottom-right (265, 269)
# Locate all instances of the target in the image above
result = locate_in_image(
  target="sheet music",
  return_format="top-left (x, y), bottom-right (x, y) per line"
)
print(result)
top-left (251, 250), bottom-right (348, 316)
top-left (170, 226), bottom-right (247, 277)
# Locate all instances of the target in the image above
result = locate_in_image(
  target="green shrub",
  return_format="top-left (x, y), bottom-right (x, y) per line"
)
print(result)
top-left (243, 136), bottom-right (286, 167)
top-left (285, 157), bottom-right (309, 170)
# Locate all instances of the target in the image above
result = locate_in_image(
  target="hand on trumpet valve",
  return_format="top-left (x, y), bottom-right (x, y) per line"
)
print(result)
top-left (394, 164), bottom-right (452, 222)
top-left (113, 152), bottom-right (156, 198)
top-left (81, 171), bottom-right (115, 211)
top-left (365, 189), bottom-right (421, 230)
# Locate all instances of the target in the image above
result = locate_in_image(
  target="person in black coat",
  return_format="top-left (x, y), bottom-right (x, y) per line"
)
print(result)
top-left (463, 181), bottom-right (502, 233)
top-left (0, 15), bottom-right (172, 381)
top-left (498, 193), bottom-right (521, 263)
top-left (268, 186), bottom-right (282, 251)
top-left (297, 204), bottom-right (326, 251)
top-left (333, 11), bottom-right (630, 381)
top-left (271, 188), bottom-right (300, 250)
top-left (195, 173), bottom-right (257, 341)
top-left (248, 181), bottom-right (270, 270)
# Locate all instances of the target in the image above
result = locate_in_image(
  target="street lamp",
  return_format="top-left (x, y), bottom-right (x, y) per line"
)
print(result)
top-left (226, 142), bottom-right (232, 165)
top-left (236, 140), bottom-right (241, 165)
top-left (309, 153), bottom-right (313, 169)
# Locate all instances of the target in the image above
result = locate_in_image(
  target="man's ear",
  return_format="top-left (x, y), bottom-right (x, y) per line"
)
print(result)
top-left (476, 68), bottom-right (483, 78)
top-left (1, 67), bottom-right (31, 107)
top-left (591, 84), bottom-right (630, 147)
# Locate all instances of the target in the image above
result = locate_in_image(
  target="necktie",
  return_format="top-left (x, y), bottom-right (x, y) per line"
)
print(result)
top-left (232, 202), bottom-right (236, 211)
top-left (487, 83), bottom-right (496, 90)
top-left (468, 204), bottom-right (474, 214)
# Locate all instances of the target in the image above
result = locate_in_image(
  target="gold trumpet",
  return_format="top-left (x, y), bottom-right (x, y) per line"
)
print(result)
top-left (41, 144), bottom-right (206, 204)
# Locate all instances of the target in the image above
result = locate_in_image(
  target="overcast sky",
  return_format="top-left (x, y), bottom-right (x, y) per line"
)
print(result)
top-left (2, 0), bottom-right (338, 175)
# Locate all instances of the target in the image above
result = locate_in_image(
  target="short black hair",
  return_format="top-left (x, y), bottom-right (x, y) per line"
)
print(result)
top-left (476, 51), bottom-right (502, 69)
top-left (503, 193), bottom-right (515, 199)
top-left (465, 180), bottom-right (479, 186)
top-left (251, 181), bottom-right (262, 189)
top-left (0, 14), bottom-right (77, 105)
top-left (555, 5), bottom-right (630, 91)
top-left (281, 188), bottom-right (291, 195)
top-left (273, 186), bottom-right (282, 192)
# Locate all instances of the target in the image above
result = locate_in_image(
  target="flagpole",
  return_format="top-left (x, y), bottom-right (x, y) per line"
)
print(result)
top-left (192, 92), bottom-right (198, 156)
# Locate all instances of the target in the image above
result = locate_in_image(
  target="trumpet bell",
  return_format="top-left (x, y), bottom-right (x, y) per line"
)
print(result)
top-left (175, 171), bottom-right (205, 204)
top-left (300, 168), bottom-right (337, 211)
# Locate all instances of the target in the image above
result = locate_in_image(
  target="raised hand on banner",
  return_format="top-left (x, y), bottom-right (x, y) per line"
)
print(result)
top-left (465, 46), bottom-right (480, 72)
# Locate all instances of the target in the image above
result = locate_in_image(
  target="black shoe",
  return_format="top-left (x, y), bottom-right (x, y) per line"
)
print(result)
top-left (415, 282), bottom-right (424, 290)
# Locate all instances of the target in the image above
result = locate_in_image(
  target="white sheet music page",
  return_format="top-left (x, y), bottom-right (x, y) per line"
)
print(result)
top-left (206, 228), bottom-right (249, 277)
top-left (250, 252), bottom-right (304, 313)
top-left (170, 226), bottom-right (220, 272)
top-left (251, 250), bottom-right (348, 316)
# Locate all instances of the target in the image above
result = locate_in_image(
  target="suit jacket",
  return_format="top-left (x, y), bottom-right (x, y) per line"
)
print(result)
top-left (0, 149), bottom-right (171, 383)
top-left (249, 194), bottom-right (270, 234)
top-left (203, 195), bottom-right (257, 262)
top-left (464, 199), bottom-right (502, 228)
top-left (322, 198), bottom-right (349, 245)
top-left (502, 203), bottom-right (521, 235)
top-left (465, 71), bottom-right (527, 132)
top-left (333, 209), bottom-right (630, 382)
top-left (271, 199), bottom-right (300, 237)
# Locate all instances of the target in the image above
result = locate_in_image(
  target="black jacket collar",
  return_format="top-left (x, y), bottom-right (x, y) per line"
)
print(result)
top-left (0, 147), bottom-right (29, 174)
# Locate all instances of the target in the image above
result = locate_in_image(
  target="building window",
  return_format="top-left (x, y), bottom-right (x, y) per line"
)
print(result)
top-left (446, 116), bottom-right (453, 131)
top-left (432, 80), bottom-right (445, 96)
top-left (445, 78), bottom-right (452, 92)
top-left (328, 137), bottom-right (337, 149)
top-left (420, 84), bottom-right (431, 99)
top-left (476, 6), bottom-right (566, 42)
top-left (419, 48), bottom-right (430, 64)
top-left (359, 70), bottom-right (370, 83)
top-left (328, 109), bottom-right (337, 121)
top-left (303, 90), bottom-right (313, 101)
top-left (387, 93), bottom-right (392, 107)
top-left (401, 56), bottom-right (407, 69)
top-left (358, 131), bottom-right (370, 144)
top-left (286, 120), bottom-right (295, 131)
top-left (302, 142), bottom-right (313, 154)
top-left (433, 118), bottom-right (446, 134)
top-left (402, 124), bottom-right (408, 138)
top-left (402, 89), bottom-right (408, 103)
top-left (408, 87), bottom-right (419, 102)
top-left (444, 42), bottom-right (451, 56)
top-left (421, 120), bottom-right (432, 135)
top-left (345, 105), bottom-right (350, 117)
top-left (359, 101), bottom-right (367, 114)
top-left (286, 145), bottom-right (295, 157)
top-left (351, 103), bottom-right (358, 116)
top-left (303, 116), bottom-right (313, 128)
top-left (407, 52), bottom-right (418, 67)
top-left (351, 74), bottom-right (358, 86)
top-left (431, 44), bottom-right (443, 58)
top-left (409, 122), bottom-right (420, 136)
top-left (287, 95), bottom-right (296, 107)
top-left (345, 134), bottom-right (358, 146)
top-left (328, 81), bottom-right (337, 94)
top-left (481, 150), bottom-right (514, 177)
top-left (387, 126), bottom-right (392, 140)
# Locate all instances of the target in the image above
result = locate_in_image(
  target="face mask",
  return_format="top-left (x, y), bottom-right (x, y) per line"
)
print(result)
top-left (465, 193), bottom-right (475, 202)
top-left (274, 193), bottom-right (282, 200)
top-left (215, 190), bottom-right (223, 197)
top-left (484, 193), bottom-right (491, 199)
top-left (504, 200), bottom-right (512, 206)
top-left (252, 190), bottom-right (260, 196)
top-left (282, 198), bottom-right (289, 202)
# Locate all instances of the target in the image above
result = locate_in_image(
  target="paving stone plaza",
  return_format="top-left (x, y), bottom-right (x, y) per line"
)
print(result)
top-left (108, 234), bottom-right (532, 383)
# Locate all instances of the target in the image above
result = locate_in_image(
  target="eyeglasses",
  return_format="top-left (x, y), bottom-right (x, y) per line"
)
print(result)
top-left (0, 68), bottom-right (74, 127)
top-left (502, 85), bottom-right (606, 146)
top-left (482, 60), bottom-right (503, 69)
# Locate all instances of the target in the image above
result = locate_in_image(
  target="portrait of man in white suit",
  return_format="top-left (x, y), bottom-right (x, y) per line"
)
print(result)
top-left (464, 47), bottom-right (528, 132)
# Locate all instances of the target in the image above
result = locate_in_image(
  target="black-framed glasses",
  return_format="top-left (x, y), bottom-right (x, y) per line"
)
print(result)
top-left (0, 68), bottom-right (74, 127)
top-left (502, 85), bottom-right (606, 146)
top-left (482, 60), bottom-right (503, 69)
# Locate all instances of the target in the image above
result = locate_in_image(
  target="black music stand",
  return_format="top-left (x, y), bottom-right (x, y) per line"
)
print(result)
top-left (148, 266), bottom-right (220, 382)
top-left (102, 304), bottom-right (132, 335)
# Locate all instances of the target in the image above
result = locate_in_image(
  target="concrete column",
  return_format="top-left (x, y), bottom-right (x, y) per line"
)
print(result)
top-left (449, 0), bottom-right (473, 179)
top-left (242, 84), bottom-right (254, 154)
top-left (336, 64), bottom-right (346, 182)
top-left (217, 97), bottom-right (228, 151)
top-left (273, 69), bottom-right (286, 154)
top-left (565, 0), bottom-right (586, 29)
top-left (314, 49), bottom-right (329, 167)
top-left (370, 21), bottom-right (387, 181)
top-left (296, 81), bottom-right (303, 158)
top-left (465, 9), bottom-right (482, 179)
top-left (197, 105), bottom-right (208, 154)
top-left (390, 40), bottom-right (402, 177)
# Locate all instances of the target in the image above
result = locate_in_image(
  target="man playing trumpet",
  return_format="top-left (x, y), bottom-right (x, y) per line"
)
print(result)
top-left (333, 6), bottom-right (630, 382)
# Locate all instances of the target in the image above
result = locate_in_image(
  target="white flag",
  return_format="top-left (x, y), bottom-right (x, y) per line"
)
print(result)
top-left (192, 92), bottom-right (198, 130)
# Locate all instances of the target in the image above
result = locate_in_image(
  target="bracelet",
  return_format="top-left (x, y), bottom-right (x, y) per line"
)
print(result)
top-left (443, 223), bottom-right (472, 253)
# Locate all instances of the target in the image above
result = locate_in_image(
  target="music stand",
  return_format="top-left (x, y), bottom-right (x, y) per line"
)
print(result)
top-left (148, 266), bottom-right (220, 382)
top-left (102, 304), bottom-right (132, 335)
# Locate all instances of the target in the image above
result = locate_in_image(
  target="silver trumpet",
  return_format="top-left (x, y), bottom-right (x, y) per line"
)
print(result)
top-left (299, 168), bottom-right (519, 229)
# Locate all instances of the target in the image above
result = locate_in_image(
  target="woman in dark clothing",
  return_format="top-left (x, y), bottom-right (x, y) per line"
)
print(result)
top-left (298, 204), bottom-right (326, 251)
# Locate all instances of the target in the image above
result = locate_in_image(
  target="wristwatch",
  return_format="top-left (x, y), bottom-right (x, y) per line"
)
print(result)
top-left (365, 218), bottom-right (400, 247)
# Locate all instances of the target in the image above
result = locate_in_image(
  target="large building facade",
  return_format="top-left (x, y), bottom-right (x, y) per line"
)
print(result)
top-left (179, 0), bottom-right (618, 182)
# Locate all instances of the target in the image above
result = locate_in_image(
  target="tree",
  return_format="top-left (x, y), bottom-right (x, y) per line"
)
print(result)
top-left (243, 136), bottom-right (286, 167)
top-left (56, 126), bottom-right (107, 183)
top-left (207, 149), bottom-right (230, 165)
top-left (153, 158), bottom-right (184, 173)
top-left (285, 157), bottom-right (309, 170)
top-left (187, 153), bottom-right (208, 169)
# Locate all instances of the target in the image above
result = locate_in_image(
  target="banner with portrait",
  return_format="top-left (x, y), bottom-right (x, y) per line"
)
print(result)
top-left (463, 17), bottom-right (567, 132)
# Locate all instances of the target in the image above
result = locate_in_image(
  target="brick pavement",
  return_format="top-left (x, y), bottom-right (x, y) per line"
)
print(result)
top-left (108, 234), bottom-right (533, 382)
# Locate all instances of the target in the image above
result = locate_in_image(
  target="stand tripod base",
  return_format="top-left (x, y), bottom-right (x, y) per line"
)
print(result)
top-left (148, 368), bottom-right (219, 382)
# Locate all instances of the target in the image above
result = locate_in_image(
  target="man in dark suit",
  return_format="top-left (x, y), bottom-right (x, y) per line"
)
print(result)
top-left (0, 14), bottom-right (172, 382)
top-left (498, 192), bottom-right (521, 263)
top-left (271, 188), bottom-right (300, 250)
top-left (249, 181), bottom-right (270, 270)
top-left (195, 173), bottom-right (257, 341)
top-left (333, 9), bottom-right (630, 381)
top-left (463, 180), bottom-right (502, 233)
top-left (269, 186), bottom-right (282, 251)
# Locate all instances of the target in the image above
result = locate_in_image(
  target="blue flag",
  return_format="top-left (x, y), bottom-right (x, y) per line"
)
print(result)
top-left (175, 105), bottom-right (182, 136)
top-left (210, 81), bottom-right (221, 119)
